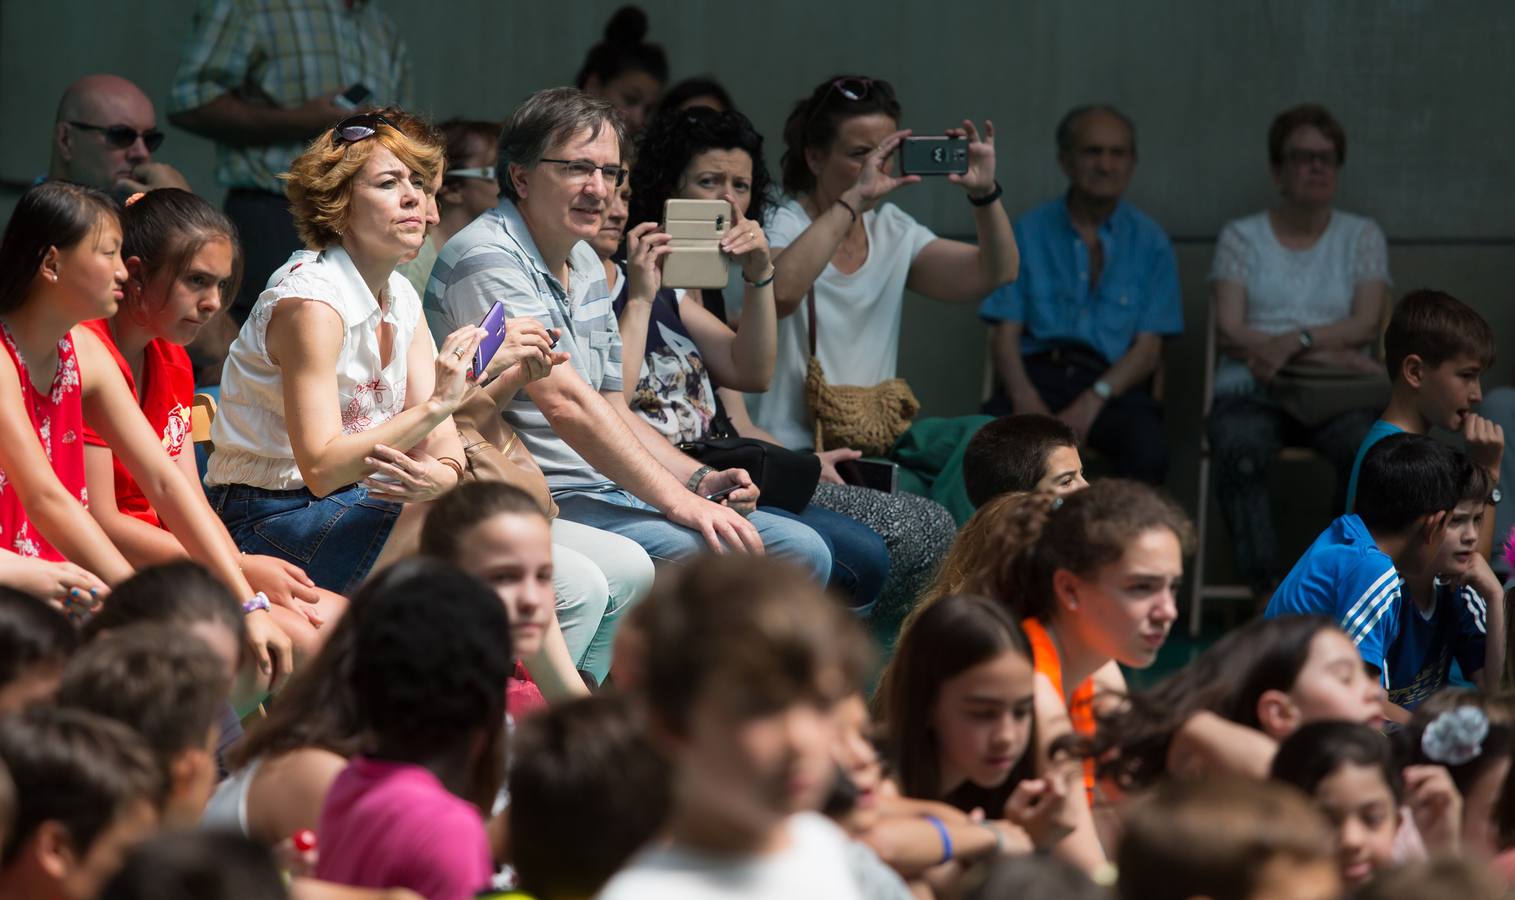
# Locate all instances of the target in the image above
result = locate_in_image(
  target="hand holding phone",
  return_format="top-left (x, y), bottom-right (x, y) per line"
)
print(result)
top-left (704, 484), bottom-right (740, 502)
top-left (899, 136), bottom-right (969, 176)
top-left (470, 301), bottom-right (508, 380)
top-left (661, 199), bottom-right (731, 289)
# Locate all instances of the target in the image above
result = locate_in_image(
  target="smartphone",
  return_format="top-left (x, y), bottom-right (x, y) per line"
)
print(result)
top-left (471, 301), bottom-right (508, 379)
top-left (836, 459), bottom-right (898, 493)
top-left (704, 484), bottom-right (740, 502)
top-left (662, 198), bottom-right (731, 289)
top-left (899, 136), bottom-right (969, 176)
top-left (333, 82), bottom-right (373, 111)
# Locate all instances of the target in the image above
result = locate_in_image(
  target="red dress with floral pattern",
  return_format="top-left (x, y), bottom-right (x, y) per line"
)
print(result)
top-left (0, 322), bottom-right (87, 560)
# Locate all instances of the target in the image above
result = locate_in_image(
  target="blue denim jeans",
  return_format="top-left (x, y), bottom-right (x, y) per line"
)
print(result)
top-left (205, 482), bottom-right (401, 594)
top-left (764, 504), bottom-right (888, 614)
top-left (553, 488), bottom-right (832, 582)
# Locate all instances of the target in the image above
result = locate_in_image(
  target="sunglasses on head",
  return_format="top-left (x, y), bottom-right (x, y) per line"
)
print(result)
top-left (444, 166), bottom-right (496, 182)
top-left (333, 113), bottom-right (396, 145)
top-left (67, 121), bottom-right (165, 153)
top-left (800, 77), bottom-right (881, 138)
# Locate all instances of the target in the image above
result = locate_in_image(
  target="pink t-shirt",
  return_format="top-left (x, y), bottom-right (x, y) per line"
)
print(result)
top-left (315, 757), bottom-right (493, 900)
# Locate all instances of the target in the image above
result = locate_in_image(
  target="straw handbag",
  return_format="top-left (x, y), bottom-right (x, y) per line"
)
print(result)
top-left (803, 289), bottom-right (919, 456)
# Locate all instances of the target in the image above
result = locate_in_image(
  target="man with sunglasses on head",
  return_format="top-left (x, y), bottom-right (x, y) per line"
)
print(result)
top-left (427, 88), bottom-right (834, 581)
top-left (47, 74), bottom-right (190, 201)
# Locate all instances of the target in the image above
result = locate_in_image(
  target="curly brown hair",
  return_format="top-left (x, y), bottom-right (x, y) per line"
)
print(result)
top-left (282, 107), bottom-right (444, 249)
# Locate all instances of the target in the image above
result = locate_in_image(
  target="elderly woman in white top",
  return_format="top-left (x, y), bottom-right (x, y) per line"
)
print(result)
top-left (205, 110), bottom-right (540, 593)
top-left (1208, 104), bottom-right (1390, 598)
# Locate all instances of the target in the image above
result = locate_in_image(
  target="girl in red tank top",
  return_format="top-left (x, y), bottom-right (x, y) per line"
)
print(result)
top-left (82, 189), bottom-right (340, 660)
top-left (0, 182), bottom-right (292, 687)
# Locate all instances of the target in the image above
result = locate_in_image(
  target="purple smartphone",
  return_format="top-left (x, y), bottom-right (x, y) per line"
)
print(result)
top-left (471, 301), bottom-right (508, 379)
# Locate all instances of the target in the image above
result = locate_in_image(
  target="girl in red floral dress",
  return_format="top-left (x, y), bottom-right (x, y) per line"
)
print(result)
top-left (0, 181), bottom-right (292, 687)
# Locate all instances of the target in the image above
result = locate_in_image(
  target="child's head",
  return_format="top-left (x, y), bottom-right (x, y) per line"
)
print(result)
top-left (963, 414), bottom-right (1086, 507)
top-left (0, 706), bottom-right (162, 900)
top-left (1404, 691), bottom-right (1513, 857)
top-left (917, 491), bottom-right (1060, 610)
top-left (880, 594), bottom-right (1035, 802)
top-left (1005, 479), bottom-right (1192, 669)
top-left (827, 693), bottom-right (886, 835)
top-left (83, 562), bottom-right (244, 681)
top-left (1383, 289), bottom-right (1495, 431)
top-left (1355, 434), bottom-right (1468, 573)
top-left (507, 694), bottom-right (669, 899)
top-left (348, 558), bottom-right (512, 810)
top-left (118, 188), bottom-right (242, 348)
top-left (420, 482), bottom-right (554, 662)
top-left (1271, 722), bottom-right (1404, 890)
top-left (99, 830), bottom-right (286, 900)
top-left (0, 589), bottom-right (79, 715)
top-left (0, 180), bottom-right (122, 322)
top-left (1095, 616), bottom-right (1381, 789)
top-left (1117, 777), bottom-right (1339, 900)
top-left (56, 624), bottom-right (230, 826)
top-left (964, 854), bottom-right (1109, 900)
top-left (1429, 467), bottom-right (1492, 580)
top-left (640, 556), bottom-right (871, 837)
top-left (1232, 618), bottom-right (1384, 741)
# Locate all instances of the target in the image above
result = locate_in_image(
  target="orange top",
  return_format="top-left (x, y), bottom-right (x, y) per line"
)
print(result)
top-left (1022, 617), bottom-right (1097, 797)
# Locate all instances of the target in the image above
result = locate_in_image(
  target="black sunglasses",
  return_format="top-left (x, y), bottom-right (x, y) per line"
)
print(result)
top-left (333, 113), bottom-right (396, 145)
top-left (67, 121), bottom-right (165, 153)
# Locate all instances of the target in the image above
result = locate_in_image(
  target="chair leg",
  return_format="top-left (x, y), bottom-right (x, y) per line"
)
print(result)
top-left (1190, 453), bottom-right (1211, 638)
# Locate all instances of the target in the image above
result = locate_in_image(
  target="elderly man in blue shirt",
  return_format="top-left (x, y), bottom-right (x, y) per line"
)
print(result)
top-left (980, 105), bottom-right (1182, 485)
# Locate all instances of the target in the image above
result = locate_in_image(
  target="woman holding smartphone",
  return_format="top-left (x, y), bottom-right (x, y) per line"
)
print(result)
top-left (611, 108), bottom-right (964, 620)
top-left (205, 109), bottom-right (503, 593)
top-left (755, 75), bottom-right (1019, 524)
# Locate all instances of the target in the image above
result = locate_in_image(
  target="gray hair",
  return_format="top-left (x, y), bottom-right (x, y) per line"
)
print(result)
top-left (1054, 104), bottom-right (1137, 159)
top-left (497, 87), bottom-right (626, 201)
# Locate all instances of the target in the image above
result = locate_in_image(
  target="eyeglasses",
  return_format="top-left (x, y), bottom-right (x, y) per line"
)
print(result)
top-left (333, 113), bottom-right (395, 145)
top-left (1283, 149), bottom-right (1339, 169)
top-left (66, 121), bottom-right (164, 152)
top-left (538, 158), bottom-right (627, 187)
top-left (445, 166), bottom-right (496, 182)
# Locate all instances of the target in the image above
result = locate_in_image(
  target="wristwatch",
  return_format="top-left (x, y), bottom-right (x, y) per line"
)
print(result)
top-left (1490, 487), bottom-right (1503, 506)
top-left (1091, 380), bottom-right (1114, 401)
top-left (1298, 329), bottom-right (1315, 349)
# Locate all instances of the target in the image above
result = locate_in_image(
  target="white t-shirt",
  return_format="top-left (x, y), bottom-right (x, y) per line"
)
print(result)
top-left (746, 198), bottom-right (936, 450)
top-left (1208, 209), bottom-right (1390, 396)
top-left (595, 813), bottom-right (865, 900)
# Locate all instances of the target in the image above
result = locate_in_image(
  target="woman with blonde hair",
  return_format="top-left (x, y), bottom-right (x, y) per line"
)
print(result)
top-left (205, 109), bottom-right (549, 592)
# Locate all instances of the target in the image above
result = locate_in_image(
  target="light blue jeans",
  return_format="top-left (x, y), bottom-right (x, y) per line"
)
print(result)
top-left (553, 488), bottom-right (832, 582)
top-left (550, 518), bottom-right (655, 683)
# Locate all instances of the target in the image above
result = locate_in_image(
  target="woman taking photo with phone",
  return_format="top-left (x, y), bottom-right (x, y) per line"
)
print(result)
top-left (0, 180), bottom-right (292, 684)
top-left (747, 75), bottom-right (1018, 524)
top-left (205, 108), bottom-right (488, 593)
top-left (616, 106), bottom-right (957, 628)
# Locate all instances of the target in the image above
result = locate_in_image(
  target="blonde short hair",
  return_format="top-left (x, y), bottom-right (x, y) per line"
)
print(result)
top-left (283, 108), bottom-right (444, 249)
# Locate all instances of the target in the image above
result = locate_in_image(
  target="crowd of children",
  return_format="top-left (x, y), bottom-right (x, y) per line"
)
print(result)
top-left (3, 24), bottom-right (1515, 900)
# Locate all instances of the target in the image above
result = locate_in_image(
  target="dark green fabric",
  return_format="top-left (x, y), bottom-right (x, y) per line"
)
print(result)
top-left (888, 414), bottom-right (993, 526)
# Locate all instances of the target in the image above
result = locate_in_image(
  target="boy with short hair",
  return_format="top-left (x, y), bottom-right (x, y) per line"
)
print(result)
top-left (0, 706), bottom-right (163, 900)
top-left (1117, 777), bottom-right (1340, 900)
top-left (597, 556), bottom-right (874, 900)
top-left (963, 414), bottom-right (1089, 508)
top-left (1266, 433), bottom-right (1467, 685)
top-left (1384, 464), bottom-right (1506, 718)
top-left (0, 589), bottom-right (79, 715)
top-left (1346, 289), bottom-right (1501, 520)
top-left (55, 624), bottom-right (230, 827)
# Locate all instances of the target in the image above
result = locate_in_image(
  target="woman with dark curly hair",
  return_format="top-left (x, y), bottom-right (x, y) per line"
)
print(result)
top-left (604, 107), bottom-right (890, 615)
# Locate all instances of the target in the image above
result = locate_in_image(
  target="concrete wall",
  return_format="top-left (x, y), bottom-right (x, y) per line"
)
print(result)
top-left (4, 0), bottom-right (1512, 583)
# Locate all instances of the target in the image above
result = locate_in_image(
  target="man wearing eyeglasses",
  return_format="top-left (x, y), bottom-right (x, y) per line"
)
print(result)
top-left (47, 74), bottom-right (190, 200)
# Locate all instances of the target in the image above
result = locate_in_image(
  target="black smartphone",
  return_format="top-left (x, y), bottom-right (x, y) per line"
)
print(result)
top-left (704, 484), bottom-right (740, 502)
top-left (334, 82), bottom-right (373, 111)
top-left (836, 459), bottom-right (898, 493)
top-left (899, 136), bottom-right (969, 176)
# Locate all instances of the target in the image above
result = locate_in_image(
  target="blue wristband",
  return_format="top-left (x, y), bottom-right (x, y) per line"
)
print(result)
top-left (923, 814), bottom-right (952, 864)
